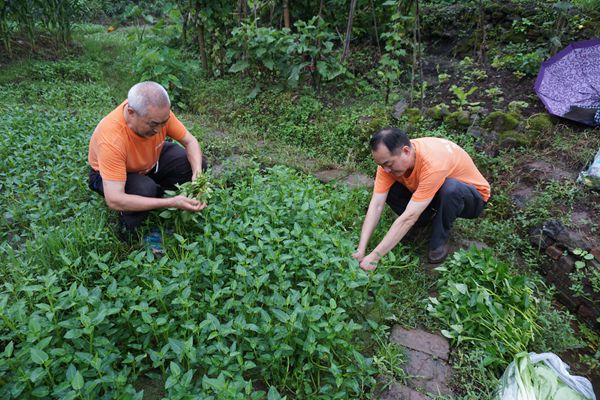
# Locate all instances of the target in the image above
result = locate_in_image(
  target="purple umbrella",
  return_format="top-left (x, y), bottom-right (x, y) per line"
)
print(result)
top-left (534, 38), bottom-right (600, 126)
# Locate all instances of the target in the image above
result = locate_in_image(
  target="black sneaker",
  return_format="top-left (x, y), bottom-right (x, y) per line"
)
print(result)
top-left (428, 243), bottom-right (449, 264)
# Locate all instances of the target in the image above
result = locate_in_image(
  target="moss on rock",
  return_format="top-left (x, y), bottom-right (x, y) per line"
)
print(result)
top-left (426, 103), bottom-right (450, 120)
top-left (526, 113), bottom-right (554, 134)
top-left (444, 110), bottom-right (471, 129)
top-left (404, 107), bottom-right (422, 124)
top-left (498, 130), bottom-right (531, 147)
top-left (481, 111), bottom-right (521, 132)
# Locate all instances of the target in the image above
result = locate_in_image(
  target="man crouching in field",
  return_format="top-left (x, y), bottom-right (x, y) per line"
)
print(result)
top-left (88, 81), bottom-right (207, 240)
top-left (353, 128), bottom-right (490, 270)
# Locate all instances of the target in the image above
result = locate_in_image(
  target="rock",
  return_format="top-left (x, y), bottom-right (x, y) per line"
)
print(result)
top-left (578, 304), bottom-right (600, 326)
top-left (591, 247), bottom-right (600, 262)
top-left (529, 225), bottom-right (554, 249)
top-left (344, 173), bottom-right (373, 189)
top-left (314, 169), bottom-right (347, 183)
top-left (545, 244), bottom-right (564, 260)
top-left (511, 186), bottom-right (535, 209)
top-left (481, 111), bottom-right (520, 132)
top-left (380, 383), bottom-right (430, 400)
top-left (443, 110), bottom-right (471, 129)
top-left (386, 326), bottom-right (453, 397)
top-left (404, 107), bottom-right (422, 124)
top-left (390, 326), bottom-right (450, 361)
top-left (392, 100), bottom-right (409, 120)
top-left (526, 113), bottom-right (554, 135)
top-left (541, 220), bottom-right (565, 240)
top-left (426, 103), bottom-right (450, 121)
top-left (522, 161), bottom-right (577, 182)
top-left (466, 126), bottom-right (485, 139)
top-left (404, 349), bottom-right (453, 396)
top-left (498, 135), bottom-right (520, 150)
top-left (498, 130), bottom-right (531, 147)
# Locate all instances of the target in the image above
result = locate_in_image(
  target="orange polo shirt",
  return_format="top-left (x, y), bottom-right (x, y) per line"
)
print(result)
top-left (373, 137), bottom-right (491, 202)
top-left (88, 101), bottom-right (187, 181)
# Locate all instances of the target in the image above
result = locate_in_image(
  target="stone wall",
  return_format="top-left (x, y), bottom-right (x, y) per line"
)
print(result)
top-left (530, 220), bottom-right (600, 329)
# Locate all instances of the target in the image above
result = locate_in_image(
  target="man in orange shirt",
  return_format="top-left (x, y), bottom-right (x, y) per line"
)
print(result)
top-left (353, 128), bottom-right (490, 269)
top-left (88, 81), bottom-right (207, 239)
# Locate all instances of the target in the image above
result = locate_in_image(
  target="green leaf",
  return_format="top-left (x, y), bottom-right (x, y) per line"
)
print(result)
top-left (71, 371), bottom-right (84, 390)
top-left (30, 348), bottom-right (49, 365)
top-left (272, 309), bottom-right (289, 323)
top-left (170, 361), bottom-right (181, 376)
top-left (267, 385), bottom-right (282, 400)
top-left (229, 60), bottom-right (250, 73)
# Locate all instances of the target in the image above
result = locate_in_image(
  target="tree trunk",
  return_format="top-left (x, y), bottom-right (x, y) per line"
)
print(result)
top-left (416, 0), bottom-right (424, 109)
top-left (283, 0), bottom-right (290, 29)
top-left (477, 0), bottom-right (486, 63)
top-left (239, 0), bottom-right (248, 25)
top-left (194, 1), bottom-right (209, 75)
top-left (341, 0), bottom-right (358, 62)
top-left (370, 0), bottom-right (380, 55)
top-left (197, 23), bottom-right (209, 74)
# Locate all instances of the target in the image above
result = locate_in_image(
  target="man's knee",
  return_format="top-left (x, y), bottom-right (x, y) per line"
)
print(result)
top-left (125, 175), bottom-right (161, 198)
top-left (438, 178), bottom-right (463, 198)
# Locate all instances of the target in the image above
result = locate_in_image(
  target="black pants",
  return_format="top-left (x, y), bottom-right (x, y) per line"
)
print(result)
top-left (88, 142), bottom-right (206, 231)
top-left (386, 178), bottom-right (486, 249)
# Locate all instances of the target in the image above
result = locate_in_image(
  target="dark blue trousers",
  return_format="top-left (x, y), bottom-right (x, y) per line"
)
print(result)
top-left (88, 142), bottom-right (205, 231)
top-left (386, 178), bottom-right (486, 249)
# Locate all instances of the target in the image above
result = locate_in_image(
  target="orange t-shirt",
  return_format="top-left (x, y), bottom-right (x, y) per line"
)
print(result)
top-left (373, 137), bottom-right (491, 202)
top-left (88, 101), bottom-right (187, 181)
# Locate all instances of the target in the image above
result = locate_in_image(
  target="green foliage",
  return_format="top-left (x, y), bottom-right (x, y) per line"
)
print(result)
top-left (449, 85), bottom-right (479, 111)
top-left (0, 68), bottom-right (399, 397)
top-left (192, 78), bottom-right (390, 169)
top-left (569, 248), bottom-right (599, 301)
top-left (530, 288), bottom-right (582, 355)
top-left (377, 1), bottom-right (412, 104)
top-left (0, 0), bottom-right (82, 55)
top-left (428, 247), bottom-right (540, 371)
top-left (491, 44), bottom-right (547, 77)
top-left (128, 5), bottom-right (198, 108)
top-left (226, 17), bottom-right (346, 90)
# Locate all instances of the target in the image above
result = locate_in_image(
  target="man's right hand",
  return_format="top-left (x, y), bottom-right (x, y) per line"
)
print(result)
top-left (171, 195), bottom-right (207, 212)
top-left (352, 249), bottom-right (365, 262)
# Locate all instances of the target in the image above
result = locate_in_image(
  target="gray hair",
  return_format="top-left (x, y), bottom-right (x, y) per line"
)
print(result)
top-left (127, 81), bottom-right (170, 116)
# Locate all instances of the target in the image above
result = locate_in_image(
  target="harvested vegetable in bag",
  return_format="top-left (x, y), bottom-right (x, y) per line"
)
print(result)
top-left (578, 147), bottom-right (600, 190)
top-left (497, 352), bottom-right (596, 400)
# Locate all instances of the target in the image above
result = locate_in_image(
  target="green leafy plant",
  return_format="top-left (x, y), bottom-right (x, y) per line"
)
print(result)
top-left (428, 247), bottom-right (540, 371)
top-left (449, 85), bottom-right (480, 110)
top-left (569, 248), bottom-right (598, 300)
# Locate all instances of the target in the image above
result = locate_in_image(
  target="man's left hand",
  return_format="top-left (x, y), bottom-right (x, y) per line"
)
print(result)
top-left (359, 253), bottom-right (379, 271)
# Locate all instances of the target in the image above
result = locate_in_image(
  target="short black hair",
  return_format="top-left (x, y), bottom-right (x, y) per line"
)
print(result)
top-left (369, 127), bottom-right (411, 153)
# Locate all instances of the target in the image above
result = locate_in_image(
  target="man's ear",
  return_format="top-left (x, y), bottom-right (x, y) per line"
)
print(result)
top-left (125, 105), bottom-right (136, 116)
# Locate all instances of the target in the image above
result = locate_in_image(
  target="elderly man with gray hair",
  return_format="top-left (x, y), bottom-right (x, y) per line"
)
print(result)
top-left (88, 81), bottom-right (206, 240)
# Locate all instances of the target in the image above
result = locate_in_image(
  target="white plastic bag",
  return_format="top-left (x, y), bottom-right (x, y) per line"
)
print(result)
top-left (497, 352), bottom-right (596, 400)
top-left (578, 147), bottom-right (600, 190)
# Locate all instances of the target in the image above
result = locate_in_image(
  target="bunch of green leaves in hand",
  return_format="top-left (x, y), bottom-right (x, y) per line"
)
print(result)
top-left (160, 174), bottom-right (213, 223)
top-left (175, 173), bottom-right (213, 203)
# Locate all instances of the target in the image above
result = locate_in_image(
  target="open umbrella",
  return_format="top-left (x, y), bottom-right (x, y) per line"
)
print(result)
top-left (534, 38), bottom-right (600, 126)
